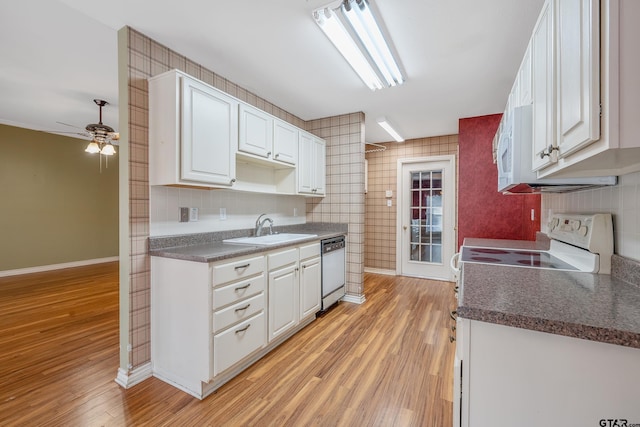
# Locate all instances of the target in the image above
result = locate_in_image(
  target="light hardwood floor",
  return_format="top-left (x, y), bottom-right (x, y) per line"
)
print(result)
top-left (0, 262), bottom-right (456, 426)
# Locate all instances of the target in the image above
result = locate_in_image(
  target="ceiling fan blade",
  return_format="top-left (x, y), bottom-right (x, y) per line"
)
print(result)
top-left (55, 121), bottom-right (84, 130)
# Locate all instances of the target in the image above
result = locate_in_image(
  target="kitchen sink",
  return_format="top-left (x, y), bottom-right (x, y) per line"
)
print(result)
top-left (223, 233), bottom-right (317, 246)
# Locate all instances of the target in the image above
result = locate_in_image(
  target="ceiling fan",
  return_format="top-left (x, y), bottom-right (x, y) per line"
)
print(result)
top-left (53, 99), bottom-right (119, 156)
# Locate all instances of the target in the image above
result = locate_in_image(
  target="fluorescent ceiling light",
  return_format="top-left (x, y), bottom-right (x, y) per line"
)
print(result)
top-left (377, 117), bottom-right (404, 142)
top-left (314, 7), bottom-right (383, 90)
top-left (314, 0), bottom-right (403, 90)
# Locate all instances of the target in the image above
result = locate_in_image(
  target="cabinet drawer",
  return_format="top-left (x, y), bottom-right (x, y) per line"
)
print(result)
top-left (213, 255), bottom-right (264, 286)
top-left (299, 242), bottom-right (320, 260)
top-left (268, 248), bottom-right (298, 271)
top-left (213, 293), bottom-right (264, 333)
top-left (213, 312), bottom-right (265, 376)
top-left (213, 274), bottom-right (265, 309)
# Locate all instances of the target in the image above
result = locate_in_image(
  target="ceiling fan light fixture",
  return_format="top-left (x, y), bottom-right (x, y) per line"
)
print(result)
top-left (100, 143), bottom-right (116, 156)
top-left (85, 141), bottom-right (101, 154)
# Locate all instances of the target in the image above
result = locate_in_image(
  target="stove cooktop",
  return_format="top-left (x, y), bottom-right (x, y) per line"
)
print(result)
top-left (460, 246), bottom-right (579, 271)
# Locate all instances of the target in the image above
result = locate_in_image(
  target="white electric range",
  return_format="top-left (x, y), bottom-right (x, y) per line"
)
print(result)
top-left (459, 213), bottom-right (614, 274)
top-left (450, 213), bottom-right (614, 427)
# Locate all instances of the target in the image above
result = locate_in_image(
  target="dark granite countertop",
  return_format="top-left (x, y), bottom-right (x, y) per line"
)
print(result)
top-left (457, 238), bottom-right (640, 349)
top-left (148, 222), bottom-right (347, 263)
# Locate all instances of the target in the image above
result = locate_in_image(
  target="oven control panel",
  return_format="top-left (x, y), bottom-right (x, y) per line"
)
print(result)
top-left (547, 213), bottom-right (613, 254)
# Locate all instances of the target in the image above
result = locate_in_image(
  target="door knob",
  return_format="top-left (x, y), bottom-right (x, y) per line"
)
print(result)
top-left (403, 225), bottom-right (407, 231)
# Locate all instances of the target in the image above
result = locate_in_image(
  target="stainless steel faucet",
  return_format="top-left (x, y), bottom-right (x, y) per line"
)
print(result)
top-left (255, 213), bottom-right (274, 237)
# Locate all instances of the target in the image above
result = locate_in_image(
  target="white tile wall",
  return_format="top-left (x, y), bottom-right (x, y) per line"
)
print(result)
top-left (150, 187), bottom-right (307, 236)
top-left (542, 170), bottom-right (640, 262)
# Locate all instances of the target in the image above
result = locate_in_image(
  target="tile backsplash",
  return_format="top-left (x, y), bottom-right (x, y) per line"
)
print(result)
top-left (542, 170), bottom-right (640, 262)
top-left (150, 187), bottom-right (306, 236)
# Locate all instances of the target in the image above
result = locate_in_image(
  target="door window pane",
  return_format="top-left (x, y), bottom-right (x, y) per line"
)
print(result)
top-left (408, 169), bottom-right (444, 264)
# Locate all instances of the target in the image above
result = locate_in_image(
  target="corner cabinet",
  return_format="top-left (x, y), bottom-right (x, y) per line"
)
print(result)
top-left (298, 131), bottom-right (326, 196)
top-left (149, 70), bottom-right (238, 188)
top-left (150, 240), bottom-right (322, 399)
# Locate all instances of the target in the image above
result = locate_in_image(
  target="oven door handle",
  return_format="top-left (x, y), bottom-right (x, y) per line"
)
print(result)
top-left (450, 252), bottom-right (461, 274)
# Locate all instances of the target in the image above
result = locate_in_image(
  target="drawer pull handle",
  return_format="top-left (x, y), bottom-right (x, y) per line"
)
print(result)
top-left (449, 335), bottom-right (456, 343)
top-left (451, 325), bottom-right (456, 332)
top-left (235, 304), bottom-right (251, 313)
top-left (234, 283), bottom-right (251, 292)
top-left (454, 286), bottom-right (459, 294)
top-left (235, 324), bottom-right (251, 334)
top-left (234, 263), bottom-right (250, 270)
top-left (450, 310), bottom-right (457, 321)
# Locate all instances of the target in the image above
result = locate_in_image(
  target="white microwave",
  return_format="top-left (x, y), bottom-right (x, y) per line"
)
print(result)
top-left (496, 105), bottom-right (616, 193)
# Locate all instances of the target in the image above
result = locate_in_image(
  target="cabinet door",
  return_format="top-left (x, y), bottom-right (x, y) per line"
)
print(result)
top-left (531, 0), bottom-right (556, 171)
top-left (273, 119), bottom-right (298, 165)
top-left (556, 0), bottom-right (600, 157)
top-left (239, 104), bottom-right (273, 159)
top-left (298, 132), bottom-right (314, 194)
top-left (313, 138), bottom-right (326, 195)
top-left (298, 132), bottom-right (326, 196)
top-left (300, 256), bottom-right (321, 319)
top-left (181, 77), bottom-right (237, 185)
top-left (268, 264), bottom-right (298, 341)
top-left (518, 43), bottom-right (532, 106)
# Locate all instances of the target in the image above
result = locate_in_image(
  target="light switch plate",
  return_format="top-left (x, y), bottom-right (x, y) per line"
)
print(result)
top-left (385, 190), bottom-right (393, 198)
top-left (387, 200), bottom-right (392, 207)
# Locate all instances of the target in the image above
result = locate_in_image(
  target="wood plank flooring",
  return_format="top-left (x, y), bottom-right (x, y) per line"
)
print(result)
top-left (0, 264), bottom-right (456, 426)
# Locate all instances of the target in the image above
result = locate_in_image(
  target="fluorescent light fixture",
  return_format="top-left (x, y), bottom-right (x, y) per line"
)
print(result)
top-left (377, 117), bottom-right (404, 142)
top-left (314, 7), bottom-right (383, 90)
top-left (314, 0), bottom-right (403, 90)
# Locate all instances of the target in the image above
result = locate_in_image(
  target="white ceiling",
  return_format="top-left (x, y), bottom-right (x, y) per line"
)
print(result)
top-left (0, 0), bottom-right (544, 144)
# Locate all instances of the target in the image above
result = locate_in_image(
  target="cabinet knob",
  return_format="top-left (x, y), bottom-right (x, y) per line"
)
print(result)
top-left (539, 144), bottom-right (558, 159)
top-left (267, 151), bottom-right (272, 158)
top-left (449, 335), bottom-right (456, 343)
top-left (275, 153), bottom-right (280, 158)
top-left (230, 178), bottom-right (237, 184)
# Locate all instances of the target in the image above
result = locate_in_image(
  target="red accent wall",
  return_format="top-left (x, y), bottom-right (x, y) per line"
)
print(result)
top-left (458, 114), bottom-right (540, 249)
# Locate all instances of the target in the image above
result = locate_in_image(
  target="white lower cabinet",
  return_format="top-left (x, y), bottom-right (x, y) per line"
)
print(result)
top-left (268, 249), bottom-right (299, 341)
top-left (213, 311), bottom-right (265, 376)
top-left (299, 243), bottom-right (321, 319)
top-left (459, 319), bottom-right (640, 427)
top-left (151, 239), bottom-right (322, 399)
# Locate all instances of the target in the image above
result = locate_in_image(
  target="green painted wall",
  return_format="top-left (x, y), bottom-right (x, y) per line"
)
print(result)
top-left (0, 124), bottom-right (119, 271)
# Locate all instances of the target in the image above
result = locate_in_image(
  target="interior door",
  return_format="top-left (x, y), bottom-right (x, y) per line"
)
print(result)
top-left (398, 156), bottom-right (456, 281)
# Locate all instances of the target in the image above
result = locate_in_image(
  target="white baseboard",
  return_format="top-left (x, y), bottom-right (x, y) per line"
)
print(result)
top-left (0, 256), bottom-right (119, 278)
top-left (342, 294), bottom-right (366, 305)
top-left (364, 267), bottom-right (397, 276)
top-left (115, 362), bottom-right (153, 389)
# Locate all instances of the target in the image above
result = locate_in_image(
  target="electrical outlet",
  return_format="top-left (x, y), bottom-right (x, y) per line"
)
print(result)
top-left (387, 200), bottom-right (392, 207)
top-left (189, 207), bottom-right (199, 222)
top-left (220, 208), bottom-right (227, 220)
top-left (179, 207), bottom-right (189, 222)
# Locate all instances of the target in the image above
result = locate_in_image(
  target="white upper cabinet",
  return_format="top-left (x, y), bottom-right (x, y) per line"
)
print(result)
top-left (149, 69), bottom-right (327, 195)
top-left (298, 131), bottom-right (326, 196)
top-left (517, 43), bottom-right (533, 107)
top-left (238, 104), bottom-right (273, 159)
top-left (273, 118), bottom-right (299, 165)
top-left (149, 70), bottom-right (237, 188)
top-left (238, 104), bottom-right (299, 166)
top-left (534, 0), bottom-right (640, 178)
top-left (556, 0), bottom-right (600, 157)
top-left (531, 0), bottom-right (556, 171)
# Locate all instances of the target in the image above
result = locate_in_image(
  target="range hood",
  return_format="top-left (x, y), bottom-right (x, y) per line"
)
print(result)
top-left (496, 105), bottom-right (617, 194)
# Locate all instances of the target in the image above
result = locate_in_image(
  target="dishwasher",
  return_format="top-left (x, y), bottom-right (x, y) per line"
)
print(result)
top-left (320, 236), bottom-right (346, 311)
